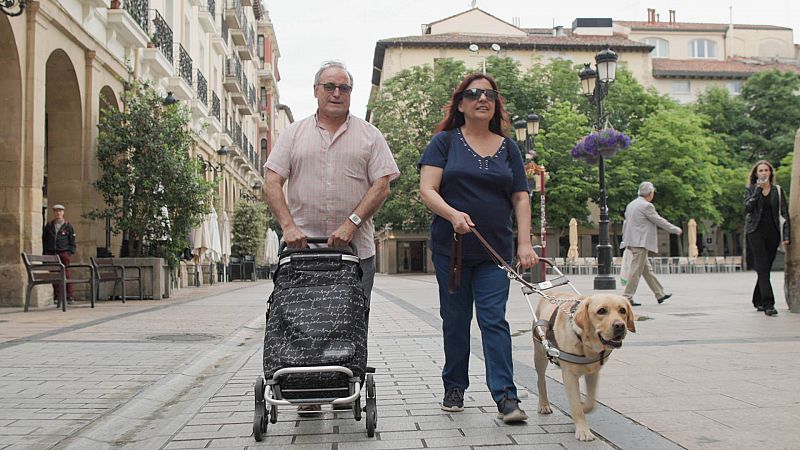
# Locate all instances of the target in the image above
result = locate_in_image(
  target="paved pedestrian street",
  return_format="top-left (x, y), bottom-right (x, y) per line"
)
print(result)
top-left (1, 271), bottom-right (798, 449)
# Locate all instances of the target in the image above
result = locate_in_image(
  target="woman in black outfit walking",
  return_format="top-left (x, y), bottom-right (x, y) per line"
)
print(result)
top-left (744, 160), bottom-right (790, 316)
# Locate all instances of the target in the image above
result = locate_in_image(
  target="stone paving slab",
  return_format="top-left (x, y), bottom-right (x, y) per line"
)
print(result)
top-left (2, 271), bottom-right (797, 449)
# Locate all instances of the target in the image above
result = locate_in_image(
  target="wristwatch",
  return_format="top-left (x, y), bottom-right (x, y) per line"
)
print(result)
top-left (348, 213), bottom-right (362, 228)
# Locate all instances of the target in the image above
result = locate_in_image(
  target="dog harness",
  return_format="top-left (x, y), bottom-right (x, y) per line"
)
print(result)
top-left (460, 226), bottom-right (610, 366)
top-left (533, 303), bottom-right (611, 366)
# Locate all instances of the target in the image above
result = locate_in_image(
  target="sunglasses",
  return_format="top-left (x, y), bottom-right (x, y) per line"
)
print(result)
top-left (461, 88), bottom-right (499, 101)
top-left (317, 83), bottom-right (352, 94)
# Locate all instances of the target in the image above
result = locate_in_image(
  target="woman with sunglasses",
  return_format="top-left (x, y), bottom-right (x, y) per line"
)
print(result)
top-left (418, 74), bottom-right (537, 423)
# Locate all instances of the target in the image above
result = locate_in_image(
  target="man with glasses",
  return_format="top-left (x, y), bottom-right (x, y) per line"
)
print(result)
top-left (264, 61), bottom-right (399, 415)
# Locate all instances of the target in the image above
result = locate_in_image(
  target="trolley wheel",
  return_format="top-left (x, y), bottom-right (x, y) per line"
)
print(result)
top-left (365, 397), bottom-right (377, 437)
top-left (253, 377), bottom-right (268, 441)
top-left (366, 374), bottom-right (375, 398)
top-left (270, 404), bottom-right (278, 424)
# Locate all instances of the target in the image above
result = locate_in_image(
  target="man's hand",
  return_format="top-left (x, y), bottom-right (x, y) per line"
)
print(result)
top-left (283, 225), bottom-right (307, 249)
top-left (328, 221), bottom-right (357, 249)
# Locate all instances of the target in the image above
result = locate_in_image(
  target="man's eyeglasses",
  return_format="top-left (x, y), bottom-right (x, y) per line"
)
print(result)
top-left (461, 88), bottom-right (499, 101)
top-left (317, 83), bottom-right (353, 94)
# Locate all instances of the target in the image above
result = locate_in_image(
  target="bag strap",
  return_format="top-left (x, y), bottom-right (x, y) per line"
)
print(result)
top-left (448, 234), bottom-right (462, 293)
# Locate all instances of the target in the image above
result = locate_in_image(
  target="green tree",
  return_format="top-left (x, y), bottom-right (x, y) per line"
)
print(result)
top-left (231, 200), bottom-right (267, 256)
top-left (607, 107), bottom-right (724, 235)
top-left (604, 68), bottom-right (676, 135)
top-left (535, 102), bottom-right (594, 234)
top-left (89, 81), bottom-right (214, 266)
top-left (370, 59), bottom-right (467, 232)
top-left (740, 70), bottom-right (800, 165)
top-left (694, 86), bottom-right (754, 167)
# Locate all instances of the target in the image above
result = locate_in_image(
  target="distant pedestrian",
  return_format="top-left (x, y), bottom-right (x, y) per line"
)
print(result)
top-left (620, 182), bottom-right (682, 306)
top-left (264, 60), bottom-right (399, 415)
top-left (744, 160), bottom-right (790, 316)
top-left (418, 73), bottom-right (536, 424)
top-left (42, 204), bottom-right (76, 304)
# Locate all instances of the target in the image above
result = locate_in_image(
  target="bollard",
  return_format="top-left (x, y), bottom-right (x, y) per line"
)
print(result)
top-left (524, 245), bottom-right (545, 283)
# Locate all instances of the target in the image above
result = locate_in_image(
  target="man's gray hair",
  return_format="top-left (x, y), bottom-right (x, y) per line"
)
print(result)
top-left (314, 61), bottom-right (353, 86)
top-left (638, 181), bottom-right (656, 197)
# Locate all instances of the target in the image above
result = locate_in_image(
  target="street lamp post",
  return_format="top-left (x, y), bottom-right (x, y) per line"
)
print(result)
top-left (579, 47), bottom-right (618, 290)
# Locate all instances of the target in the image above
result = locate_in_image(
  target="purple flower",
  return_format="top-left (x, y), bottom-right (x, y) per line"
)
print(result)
top-left (572, 129), bottom-right (631, 164)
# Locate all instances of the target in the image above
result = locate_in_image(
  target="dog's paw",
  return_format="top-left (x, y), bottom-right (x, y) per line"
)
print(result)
top-left (537, 403), bottom-right (552, 414)
top-left (575, 428), bottom-right (595, 441)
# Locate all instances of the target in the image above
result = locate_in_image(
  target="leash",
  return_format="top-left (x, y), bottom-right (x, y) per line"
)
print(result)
top-left (449, 227), bottom-right (607, 365)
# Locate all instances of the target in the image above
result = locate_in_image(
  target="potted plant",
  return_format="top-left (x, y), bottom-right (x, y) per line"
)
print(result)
top-left (571, 128), bottom-right (631, 163)
top-left (147, 33), bottom-right (157, 48)
top-left (111, 0), bottom-right (122, 9)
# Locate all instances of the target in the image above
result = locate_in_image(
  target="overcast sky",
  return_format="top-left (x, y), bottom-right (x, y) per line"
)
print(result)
top-left (266, 0), bottom-right (798, 120)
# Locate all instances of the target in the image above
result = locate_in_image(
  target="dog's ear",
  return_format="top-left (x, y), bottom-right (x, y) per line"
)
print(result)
top-left (573, 297), bottom-right (591, 335)
top-left (625, 298), bottom-right (637, 333)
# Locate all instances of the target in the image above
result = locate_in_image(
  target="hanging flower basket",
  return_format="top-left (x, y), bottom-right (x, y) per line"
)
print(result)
top-left (571, 129), bottom-right (631, 164)
top-left (525, 161), bottom-right (545, 180)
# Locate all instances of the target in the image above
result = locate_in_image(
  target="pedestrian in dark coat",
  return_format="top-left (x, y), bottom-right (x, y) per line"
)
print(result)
top-left (42, 204), bottom-right (76, 303)
top-left (744, 160), bottom-right (791, 316)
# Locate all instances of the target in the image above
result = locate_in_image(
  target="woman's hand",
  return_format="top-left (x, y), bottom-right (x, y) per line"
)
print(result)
top-left (784, 240), bottom-right (791, 247)
top-left (449, 211), bottom-right (475, 234)
top-left (516, 245), bottom-right (539, 270)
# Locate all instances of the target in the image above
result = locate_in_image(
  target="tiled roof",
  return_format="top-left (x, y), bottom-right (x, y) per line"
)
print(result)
top-left (522, 28), bottom-right (559, 35)
top-left (617, 20), bottom-right (791, 31)
top-left (652, 58), bottom-right (800, 78)
top-left (378, 33), bottom-right (653, 52)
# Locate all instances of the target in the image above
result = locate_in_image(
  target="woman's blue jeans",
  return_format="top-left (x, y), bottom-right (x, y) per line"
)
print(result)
top-left (432, 252), bottom-right (517, 403)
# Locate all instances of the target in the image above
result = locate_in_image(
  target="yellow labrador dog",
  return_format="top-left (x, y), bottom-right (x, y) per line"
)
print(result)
top-left (533, 292), bottom-right (635, 441)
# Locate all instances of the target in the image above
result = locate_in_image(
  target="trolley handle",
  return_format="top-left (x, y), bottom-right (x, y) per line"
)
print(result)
top-left (279, 237), bottom-right (358, 256)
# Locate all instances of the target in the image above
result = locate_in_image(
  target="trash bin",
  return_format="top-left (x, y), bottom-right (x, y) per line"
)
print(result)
top-left (523, 245), bottom-right (544, 283)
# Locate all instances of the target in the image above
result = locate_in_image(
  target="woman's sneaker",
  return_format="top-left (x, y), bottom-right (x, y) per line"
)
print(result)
top-left (496, 397), bottom-right (527, 423)
top-left (441, 388), bottom-right (464, 412)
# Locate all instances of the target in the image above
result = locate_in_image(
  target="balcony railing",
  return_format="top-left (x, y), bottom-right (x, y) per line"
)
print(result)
top-left (196, 70), bottom-right (208, 105)
top-left (211, 92), bottom-right (220, 122)
top-left (234, 122), bottom-right (242, 149)
top-left (126, 0), bottom-right (149, 34)
top-left (177, 44), bottom-right (192, 85)
top-left (242, 73), bottom-right (249, 95)
top-left (249, 85), bottom-right (256, 111)
top-left (249, 142), bottom-right (255, 167)
top-left (221, 14), bottom-right (228, 42)
top-left (225, 57), bottom-right (242, 87)
top-left (207, 0), bottom-right (215, 19)
top-left (152, 10), bottom-right (173, 63)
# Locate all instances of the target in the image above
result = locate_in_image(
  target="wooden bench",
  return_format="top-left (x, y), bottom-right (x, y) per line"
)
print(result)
top-left (21, 253), bottom-right (95, 312)
top-left (91, 257), bottom-right (144, 302)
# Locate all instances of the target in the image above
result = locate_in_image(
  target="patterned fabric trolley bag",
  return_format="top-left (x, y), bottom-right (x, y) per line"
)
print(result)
top-left (263, 241), bottom-right (368, 397)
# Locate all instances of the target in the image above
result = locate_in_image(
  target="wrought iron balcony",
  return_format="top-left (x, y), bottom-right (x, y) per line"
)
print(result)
top-left (196, 70), bottom-right (208, 105)
top-left (207, 0), bottom-right (215, 19)
top-left (212, 92), bottom-right (221, 122)
top-left (234, 122), bottom-right (242, 149)
top-left (126, 0), bottom-right (149, 34)
top-left (225, 0), bottom-right (242, 31)
top-left (152, 10), bottom-right (173, 63)
top-left (177, 44), bottom-right (192, 86)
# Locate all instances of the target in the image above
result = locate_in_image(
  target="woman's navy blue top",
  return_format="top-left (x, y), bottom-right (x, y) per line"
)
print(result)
top-left (419, 128), bottom-right (529, 262)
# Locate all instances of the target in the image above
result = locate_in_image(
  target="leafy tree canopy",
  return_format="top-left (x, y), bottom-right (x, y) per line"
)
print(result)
top-left (231, 200), bottom-right (267, 257)
top-left (89, 81), bottom-right (214, 267)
